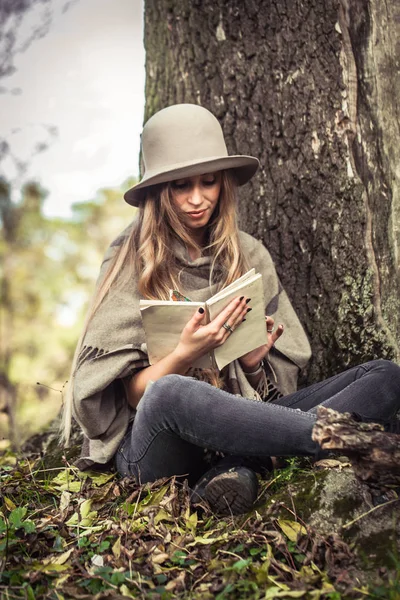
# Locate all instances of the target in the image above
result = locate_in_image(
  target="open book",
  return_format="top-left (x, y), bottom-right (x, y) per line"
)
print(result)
top-left (139, 269), bottom-right (267, 371)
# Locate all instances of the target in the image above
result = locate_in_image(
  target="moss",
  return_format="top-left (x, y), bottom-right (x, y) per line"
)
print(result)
top-left (332, 493), bottom-right (363, 518)
top-left (336, 268), bottom-right (396, 360)
top-left (290, 470), bottom-right (329, 520)
top-left (356, 530), bottom-right (399, 570)
top-left (263, 468), bottom-right (329, 521)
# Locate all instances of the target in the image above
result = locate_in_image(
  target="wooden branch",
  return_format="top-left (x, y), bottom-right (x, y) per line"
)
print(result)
top-left (312, 407), bottom-right (400, 486)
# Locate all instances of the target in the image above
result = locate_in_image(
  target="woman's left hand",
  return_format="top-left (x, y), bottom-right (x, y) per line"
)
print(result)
top-left (239, 316), bottom-right (284, 372)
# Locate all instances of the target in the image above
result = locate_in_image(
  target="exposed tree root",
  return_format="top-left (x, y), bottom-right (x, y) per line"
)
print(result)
top-left (312, 407), bottom-right (400, 487)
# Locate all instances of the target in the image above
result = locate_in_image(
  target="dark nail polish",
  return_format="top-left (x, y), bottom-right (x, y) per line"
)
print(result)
top-left (242, 318), bottom-right (246, 322)
top-left (239, 296), bottom-right (244, 301)
top-left (247, 307), bottom-right (252, 313)
top-left (198, 307), bottom-right (204, 314)
top-left (246, 298), bottom-right (251, 304)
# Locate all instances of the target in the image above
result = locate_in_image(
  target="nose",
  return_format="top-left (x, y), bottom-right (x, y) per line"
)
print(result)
top-left (188, 185), bottom-right (203, 206)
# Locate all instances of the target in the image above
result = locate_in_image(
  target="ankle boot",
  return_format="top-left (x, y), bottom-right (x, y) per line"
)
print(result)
top-left (191, 464), bottom-right (258, 515)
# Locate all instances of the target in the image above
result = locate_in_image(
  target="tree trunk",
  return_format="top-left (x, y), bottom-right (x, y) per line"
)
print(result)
top-left (144, 0), bottom-right (400, 382)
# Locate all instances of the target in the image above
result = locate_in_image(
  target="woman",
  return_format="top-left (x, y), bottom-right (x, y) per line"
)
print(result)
top-left (63, 104), bottom-right (400, 515)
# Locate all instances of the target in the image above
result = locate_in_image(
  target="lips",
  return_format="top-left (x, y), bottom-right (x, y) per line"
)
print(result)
top-left (187, 209), bottom-right (206, 218)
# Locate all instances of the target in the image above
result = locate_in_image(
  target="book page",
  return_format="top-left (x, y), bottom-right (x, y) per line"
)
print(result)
top-left (209, 269), bottom-right (255, 303)
top-left (140, 302), bottom-right (212, 369)
top-left (140, 300), bottom-right (193, 308)
top-left (207, 274), bottom-right (267, 370)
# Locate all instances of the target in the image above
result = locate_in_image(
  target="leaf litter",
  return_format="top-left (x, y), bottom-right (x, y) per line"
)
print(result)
top-left (0, 452), bottom-right (391, 599)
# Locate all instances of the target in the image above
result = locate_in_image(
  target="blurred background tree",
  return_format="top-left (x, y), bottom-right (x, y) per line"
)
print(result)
top-left (0, 177), bottom-right (134, 446)
top-left (0, 0), bottom-right (138, 445)
top-left (1, 0), bottom-right (66, 446)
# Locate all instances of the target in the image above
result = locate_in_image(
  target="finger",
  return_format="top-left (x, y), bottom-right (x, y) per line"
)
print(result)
top-left (270, 324), bottom-right (284, 344)
top-left (212, 296), bottom-right (246, 329)
top-left (265, 315), bottom-right (275, 333)
top-left (229, 297), bottom-right (249, 329)
top-left (188, 306), bottom-right (207, 329)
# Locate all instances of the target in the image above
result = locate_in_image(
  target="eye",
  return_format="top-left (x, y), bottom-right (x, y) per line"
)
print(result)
top-left (171, 180), bottom-right (189, 190)
top-left (202, 177), bottom-right (217, 186)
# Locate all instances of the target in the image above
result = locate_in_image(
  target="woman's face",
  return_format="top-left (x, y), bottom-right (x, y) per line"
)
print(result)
top-left (170, 172), bottom-right (221, 233)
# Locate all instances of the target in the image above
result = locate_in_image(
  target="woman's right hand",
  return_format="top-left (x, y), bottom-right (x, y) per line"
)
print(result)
top-left (173, 295), bottom-right (249, 366)
top-left (128, 296), bottom-right (249, 408)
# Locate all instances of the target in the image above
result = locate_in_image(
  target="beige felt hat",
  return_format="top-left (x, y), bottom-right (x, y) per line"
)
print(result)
top-left (124, 104), bottom-right (259, 206)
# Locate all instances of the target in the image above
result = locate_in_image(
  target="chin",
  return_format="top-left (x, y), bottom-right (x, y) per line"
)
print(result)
top-left (185, 217), bottom-right (210, 229)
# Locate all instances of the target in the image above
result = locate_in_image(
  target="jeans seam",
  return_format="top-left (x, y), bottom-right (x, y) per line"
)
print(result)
top-left (278, 371), bottom-right (356, 408)
top-left (125, 427), bottom-right (179, 465)
top-left (256, 401), bottom-right (317, 418)
top-left (217, 387), bottom-right (319, 418)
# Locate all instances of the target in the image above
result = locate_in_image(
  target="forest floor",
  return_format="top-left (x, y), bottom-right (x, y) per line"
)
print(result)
top-left (1, 439), bottom-right (399, 600)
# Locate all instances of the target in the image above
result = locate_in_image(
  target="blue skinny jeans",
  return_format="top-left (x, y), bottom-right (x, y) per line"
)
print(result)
top-left (115, 359), bottom-right (400, 485)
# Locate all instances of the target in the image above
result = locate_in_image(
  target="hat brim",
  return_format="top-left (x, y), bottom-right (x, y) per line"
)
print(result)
top-left (123, 155), bottom-right (259, 207)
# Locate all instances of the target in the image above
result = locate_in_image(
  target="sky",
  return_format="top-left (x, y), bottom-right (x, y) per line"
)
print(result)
top-left (0, 0), bottom-right (145, 217)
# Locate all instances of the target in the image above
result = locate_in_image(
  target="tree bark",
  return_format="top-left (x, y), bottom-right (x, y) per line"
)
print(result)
top-left (313, 406), bottom-right (400, 487)
top-left (144, 0), bottom-right (400, 382)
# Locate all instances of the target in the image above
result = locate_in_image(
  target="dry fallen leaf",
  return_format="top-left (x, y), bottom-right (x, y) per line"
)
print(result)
top-left (151, 552), bottom-right (170, 565)
top-left (314, 459), bottom-right (352, 470)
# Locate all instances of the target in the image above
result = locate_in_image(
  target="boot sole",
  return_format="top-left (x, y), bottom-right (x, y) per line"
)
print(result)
top-left (204, 471), bottom-right (258, 515)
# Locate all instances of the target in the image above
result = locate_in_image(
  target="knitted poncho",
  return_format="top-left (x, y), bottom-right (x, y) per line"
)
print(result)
top-left (72, 226), bottom-right (311, 469)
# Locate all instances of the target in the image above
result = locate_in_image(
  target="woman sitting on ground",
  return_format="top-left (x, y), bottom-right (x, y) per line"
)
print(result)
top-left (62, 104), bottom-right (400, 515)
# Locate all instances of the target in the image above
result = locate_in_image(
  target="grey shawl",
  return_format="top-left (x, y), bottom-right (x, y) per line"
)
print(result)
top-left (72, 224), bottom-right (311, 469)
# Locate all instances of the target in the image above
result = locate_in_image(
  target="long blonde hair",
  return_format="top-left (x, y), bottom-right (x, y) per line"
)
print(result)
top-left (61, 170), bottom-right (247, 444)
